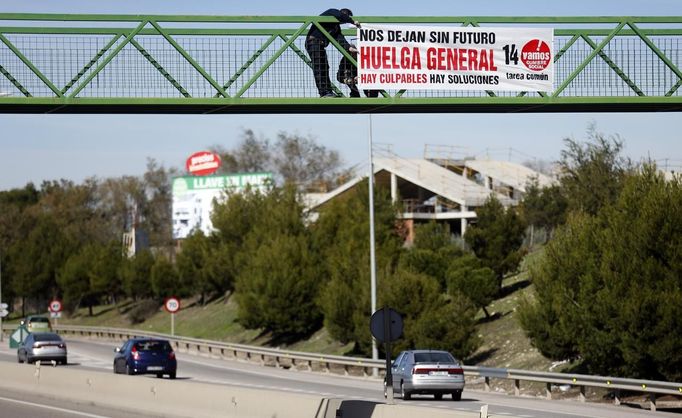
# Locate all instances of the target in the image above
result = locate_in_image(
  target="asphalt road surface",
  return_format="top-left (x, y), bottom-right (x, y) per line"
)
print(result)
top-left (0, 338), bottom-right (678, 418)
top-left (0, 388), bottom-right (168, 418)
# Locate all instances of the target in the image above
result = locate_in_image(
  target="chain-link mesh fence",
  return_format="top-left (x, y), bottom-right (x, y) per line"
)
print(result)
top-left (0, 18), bottom-right (680, 100)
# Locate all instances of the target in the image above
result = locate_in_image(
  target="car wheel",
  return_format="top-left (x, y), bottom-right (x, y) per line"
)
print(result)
top-left (383, 380), bottom-right (387, 399)
top-left (401, 382), bottom-right (411, 400)
top-left (156, 373), bottom-right (163, 378)
top-left (126, 364), bottom-right (133, 375)
top-left (169, 371), bottom-right (176, 380)
top-left (17, 354), bottom-right (24, 364)
top-left (451, 391), bottom-right (462, 401)
top-left (434, 393), bottom-right (443, 400)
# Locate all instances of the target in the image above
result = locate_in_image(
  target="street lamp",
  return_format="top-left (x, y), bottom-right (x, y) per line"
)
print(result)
top-left (367, 115), bottom-right (378, 369)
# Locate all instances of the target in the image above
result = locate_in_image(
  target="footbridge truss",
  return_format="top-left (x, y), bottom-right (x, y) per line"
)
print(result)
top-left (0, 14), bottom-right (680, 113)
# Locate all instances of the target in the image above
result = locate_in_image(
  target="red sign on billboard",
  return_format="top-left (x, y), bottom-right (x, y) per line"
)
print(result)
top-left (186, 151), bottom-right (221, 176)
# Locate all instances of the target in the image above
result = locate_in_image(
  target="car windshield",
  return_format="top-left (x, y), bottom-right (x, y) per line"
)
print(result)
top-left (34, 333), bottom-right (62, 342)
top-left (414, 352), bottom-right (455, 363)
top-left (134, 340), bottom-right (172, 352)
top-left (29, 317), bottom-right (49, 323)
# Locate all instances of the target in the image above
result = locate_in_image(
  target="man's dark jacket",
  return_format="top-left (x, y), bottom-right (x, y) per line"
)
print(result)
top-left (306, 8), bottom-right (354, 50)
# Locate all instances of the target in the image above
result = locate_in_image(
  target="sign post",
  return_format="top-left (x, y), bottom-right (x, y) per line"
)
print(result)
top-left (48, 299), bottom-right (63, 328)
top-left (0, 256), bottom-right (3, 342)
top-left (0, 303), bottom-right (7, 343)
top-left (164, 297), bottom-right (180, 336)
top-left (370, 307), bottom-right (404, 404)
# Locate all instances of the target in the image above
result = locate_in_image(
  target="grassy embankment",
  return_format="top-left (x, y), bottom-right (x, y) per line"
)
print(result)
top-left (27, 249), bottom-right (552, 371)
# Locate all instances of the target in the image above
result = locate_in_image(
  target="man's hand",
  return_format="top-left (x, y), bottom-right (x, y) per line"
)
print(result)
top-left (348, 46), bottom-right (358, 53)
top-left (354, 20), bottom-right (361, 28)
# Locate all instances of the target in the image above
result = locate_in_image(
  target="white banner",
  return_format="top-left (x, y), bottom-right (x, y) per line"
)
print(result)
top-left (357, 24), bottom-right (554, 91)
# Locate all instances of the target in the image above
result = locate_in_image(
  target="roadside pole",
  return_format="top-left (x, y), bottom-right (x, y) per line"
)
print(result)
top-left (164, 297), bottom-right (180, 337)
top-left (368, 115), bottom-right (379, 376)
top-left (0, 257), bottom-right (3, 342)
top-left (48, 300), bottom-right (63, 329)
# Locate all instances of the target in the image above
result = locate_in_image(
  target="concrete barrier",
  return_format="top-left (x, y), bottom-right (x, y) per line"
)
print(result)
top-left (0, 362), bottom-right (326, 418)
top-left (0, 362), bottom-right (494, 418)
top-left (320, 398), bottom-right (487, 418)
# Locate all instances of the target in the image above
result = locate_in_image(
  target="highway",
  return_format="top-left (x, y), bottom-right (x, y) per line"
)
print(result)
top-left (0, 338), bottom-right (678, 418)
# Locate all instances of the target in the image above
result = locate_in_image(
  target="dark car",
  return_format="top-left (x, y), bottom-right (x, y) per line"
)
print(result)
top-left (386, 349), bottom-right (465, 400)
top-left (17, 332), bottom-right (67, 365)
top-left (113, 338), bottom-right (177, 379)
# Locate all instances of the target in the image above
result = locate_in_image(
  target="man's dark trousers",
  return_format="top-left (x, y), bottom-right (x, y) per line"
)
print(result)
top-left (306, 37), bottom-right (332, 97)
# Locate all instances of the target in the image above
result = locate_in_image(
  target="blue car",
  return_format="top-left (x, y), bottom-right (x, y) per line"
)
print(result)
top-left (113, 338), bottom-right (177, 379)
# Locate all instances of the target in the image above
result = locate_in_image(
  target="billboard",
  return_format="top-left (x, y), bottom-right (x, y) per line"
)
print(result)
top-left (171, 172), bottom-right (272, 239)
top-left (357, 24), bottom-right (554, 91)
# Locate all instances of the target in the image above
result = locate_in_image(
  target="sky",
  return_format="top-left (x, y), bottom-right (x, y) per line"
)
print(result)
top-left (0, 1), bottom-right (680, 190)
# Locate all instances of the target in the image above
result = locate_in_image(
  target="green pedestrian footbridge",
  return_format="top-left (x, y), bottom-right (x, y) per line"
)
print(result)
top-left (0, 14), bottom-right (680, 113)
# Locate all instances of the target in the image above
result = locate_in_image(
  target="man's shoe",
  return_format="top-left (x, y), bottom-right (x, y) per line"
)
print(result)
top-left (321, 92), bottom-right (337, 98)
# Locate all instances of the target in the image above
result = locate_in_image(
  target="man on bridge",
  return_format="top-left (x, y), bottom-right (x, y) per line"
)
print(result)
top-left (305, 8), bottom-right (360, 98)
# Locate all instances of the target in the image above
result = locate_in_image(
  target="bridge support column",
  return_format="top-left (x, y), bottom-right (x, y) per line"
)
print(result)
top-left (390, 172), bottom-right (397, 203)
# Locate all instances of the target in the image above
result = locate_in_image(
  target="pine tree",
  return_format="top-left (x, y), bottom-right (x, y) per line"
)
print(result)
top-left (464, 196), bottom-right (526, 287)
top-left (519, 166), bottom-right (682, 380)
top-left (315, 182), bottom-right (403, 353)
top-left (234, 185), bottom-right (323, 339)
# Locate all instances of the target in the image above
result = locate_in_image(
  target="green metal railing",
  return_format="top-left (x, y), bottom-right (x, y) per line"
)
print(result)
top-left (0, 14), bottom-right (680, 113)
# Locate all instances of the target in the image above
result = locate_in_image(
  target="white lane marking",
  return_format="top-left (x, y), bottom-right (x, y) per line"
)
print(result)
top-left (193, 375), bottom-right (367, 401)
top-left (177, 355), bottom-right (326, 381)
top-left (471, 401), bottom-right (610, 418)
top-left (66, 351), bottom-right (111, 370)
top-left (0, 395), bottom-right (113, 418)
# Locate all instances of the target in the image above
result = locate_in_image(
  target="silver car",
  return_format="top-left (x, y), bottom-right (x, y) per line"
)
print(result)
top-left (386, 350), bottom-right (465, 400)
top-left (17, 332), bottom-right (67, 365)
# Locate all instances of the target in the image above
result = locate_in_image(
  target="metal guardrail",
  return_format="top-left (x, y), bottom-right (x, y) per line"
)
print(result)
top-left (465, 367), bottom-right (682, 411)
top-left (3, 324), bottom-right (679, 410)
top-left (54, 325), bottom-right (381, 377)
top-left (42, 324), bottom-right (682, 412)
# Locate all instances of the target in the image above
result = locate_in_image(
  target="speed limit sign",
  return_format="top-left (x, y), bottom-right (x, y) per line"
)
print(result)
top-left (49, 299), bottom-right (63, 313)
top-left (164, 297), bottom-right (180, 313)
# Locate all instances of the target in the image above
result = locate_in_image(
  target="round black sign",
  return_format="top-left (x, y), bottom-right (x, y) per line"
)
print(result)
top-left (369, 307), bottom-right (403, 343)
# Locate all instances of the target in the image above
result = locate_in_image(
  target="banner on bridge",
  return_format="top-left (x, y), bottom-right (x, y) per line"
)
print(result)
top-left (357, 24), bottom-right (554, 91)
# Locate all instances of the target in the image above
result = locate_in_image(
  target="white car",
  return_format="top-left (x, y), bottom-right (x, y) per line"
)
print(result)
top-left (386, 350), bottom-right (465, 400)
top-left (17, 332), bottom-right (67, 365)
